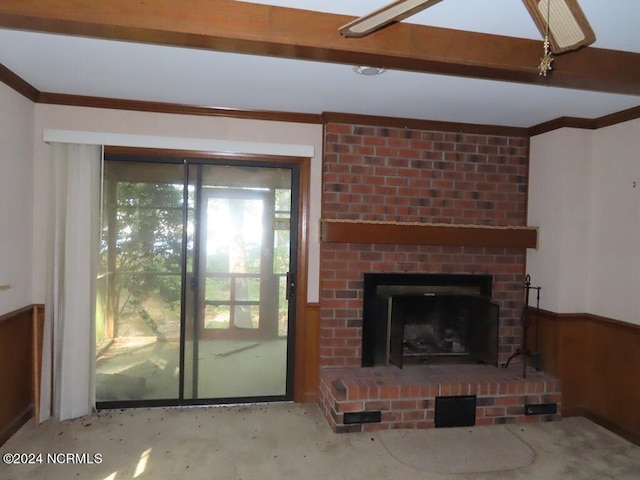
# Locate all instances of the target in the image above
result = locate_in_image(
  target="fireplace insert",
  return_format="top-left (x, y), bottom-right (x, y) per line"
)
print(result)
top-left (362, 273), bottom-right (499, 367)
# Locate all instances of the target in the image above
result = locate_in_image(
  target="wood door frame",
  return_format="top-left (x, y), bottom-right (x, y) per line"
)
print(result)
top-left (104, 146), bottom-right (312, 402)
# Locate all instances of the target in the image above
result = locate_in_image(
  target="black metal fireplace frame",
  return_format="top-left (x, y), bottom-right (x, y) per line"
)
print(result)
top-left (362, 273), bottom-right (494, 367)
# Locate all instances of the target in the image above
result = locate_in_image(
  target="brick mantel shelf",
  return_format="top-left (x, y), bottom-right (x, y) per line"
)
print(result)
top-left (320, 219), bottom-right (538, 249)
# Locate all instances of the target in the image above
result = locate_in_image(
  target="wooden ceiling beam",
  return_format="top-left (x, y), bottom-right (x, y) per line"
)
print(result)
top-left (0, 0), bottom-right (639, 95)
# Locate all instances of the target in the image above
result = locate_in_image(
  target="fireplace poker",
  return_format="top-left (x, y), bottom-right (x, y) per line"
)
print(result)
top-left (501, 274), bottom-right (541, 378)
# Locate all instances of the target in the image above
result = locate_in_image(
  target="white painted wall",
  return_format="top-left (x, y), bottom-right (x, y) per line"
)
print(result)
top-left (527, 128), bottom-right (592, 313)
top-left (587, 119), bottom-right (640, 324)
top-left (32, 104), bottom-right (323, 304)
top-left (0, 83), bottom-right (34, 315)
top-left (527, 119), bottom-right (640, 326)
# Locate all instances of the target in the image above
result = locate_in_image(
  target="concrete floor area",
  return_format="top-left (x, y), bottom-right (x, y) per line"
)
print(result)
top-left (96, 338), bottom-right (288, 401)
top-left (2, 403), bottom-right (640, 480)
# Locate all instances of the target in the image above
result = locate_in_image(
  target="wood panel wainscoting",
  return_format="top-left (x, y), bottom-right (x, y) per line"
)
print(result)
top-left (295, 303), bottom-right (320, 403)
top-left (0, 305), bottom-right (44, 446)
top-left (528, 309), bottom-right (640, 445)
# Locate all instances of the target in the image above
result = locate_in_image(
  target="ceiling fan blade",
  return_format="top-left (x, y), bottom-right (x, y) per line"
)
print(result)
top-left (522, 0), bottom-right (596, 53)
top-left (339, 0), bottom-right (445, 38)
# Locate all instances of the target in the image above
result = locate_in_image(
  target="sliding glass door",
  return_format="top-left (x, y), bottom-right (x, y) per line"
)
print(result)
top-left (96, 161), bottom-right (184, 403)
top-left (95, 156), bottom-right (298, 407)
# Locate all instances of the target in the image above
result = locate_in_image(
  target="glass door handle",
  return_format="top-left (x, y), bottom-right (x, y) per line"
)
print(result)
top-left (285, 272), bottom-right (295, 300)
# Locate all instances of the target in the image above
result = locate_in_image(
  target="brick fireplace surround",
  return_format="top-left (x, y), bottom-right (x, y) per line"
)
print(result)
top-left (318, 122), bottom-right (561, 432)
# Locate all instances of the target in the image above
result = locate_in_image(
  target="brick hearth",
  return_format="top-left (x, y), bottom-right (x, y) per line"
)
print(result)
top-left (319, 365), bottom-right (562, 433)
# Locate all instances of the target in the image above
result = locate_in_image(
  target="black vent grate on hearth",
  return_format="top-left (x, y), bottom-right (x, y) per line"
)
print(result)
top-left (343, 410), bottom-right (382, 425)
top-left (435, 395), bottom-right (476, 428)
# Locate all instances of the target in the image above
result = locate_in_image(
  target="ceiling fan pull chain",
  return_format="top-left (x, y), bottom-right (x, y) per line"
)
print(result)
top-left (538, 0), bottom-right (554, 76)
top-left (539, 36), bottom-right (554, 76)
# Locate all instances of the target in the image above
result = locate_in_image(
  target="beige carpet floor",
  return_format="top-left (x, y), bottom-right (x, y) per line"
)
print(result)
top-left (2, 403), bottom-right (640, 480)
top-left (379, 425), bottom-right (536, 474)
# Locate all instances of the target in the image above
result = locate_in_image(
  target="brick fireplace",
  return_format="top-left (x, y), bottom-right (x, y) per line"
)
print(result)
top-left (318, 121), bottom-right (561, 431)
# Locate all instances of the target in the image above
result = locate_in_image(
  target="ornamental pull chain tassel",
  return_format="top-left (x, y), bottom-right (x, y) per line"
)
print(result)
top-left (538, 0), bottom-right (553, 76)
top-left (539, 35), bottom-right (554, 76)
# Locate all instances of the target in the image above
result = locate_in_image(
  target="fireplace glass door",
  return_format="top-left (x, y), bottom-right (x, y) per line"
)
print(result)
top-left (388, 294), bottom-right (499, 368)
top-left (362, 273), bottom-right (498, 368)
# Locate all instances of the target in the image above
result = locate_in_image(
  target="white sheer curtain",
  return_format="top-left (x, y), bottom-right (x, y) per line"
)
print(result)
top-left (40, 143), bottom-right (102, 422)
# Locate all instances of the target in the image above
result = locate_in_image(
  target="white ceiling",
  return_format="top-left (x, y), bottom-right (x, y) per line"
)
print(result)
top-left (1, 0), bottom-right (639, 128)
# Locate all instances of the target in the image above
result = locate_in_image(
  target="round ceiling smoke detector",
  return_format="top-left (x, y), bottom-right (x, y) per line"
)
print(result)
top-left (353, 66), bottom-right (387, 76)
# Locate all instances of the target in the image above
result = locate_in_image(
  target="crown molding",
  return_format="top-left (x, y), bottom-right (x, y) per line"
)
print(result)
top-left (527, 116), bottom-right (597, 137)
top-left (595, 105), bottom-right (640, 129)
top-left (322, 112), bottom-right (529, 137)
top-left (528, 105), bottom-right (640, 136)
top-left (0, 62), bottom-right (38, 101)
top-left (37, 92), bottom-right (323, 125)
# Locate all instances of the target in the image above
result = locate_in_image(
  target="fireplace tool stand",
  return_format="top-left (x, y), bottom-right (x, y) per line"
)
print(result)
top-left (501, 274), bottom-right (541, 378)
